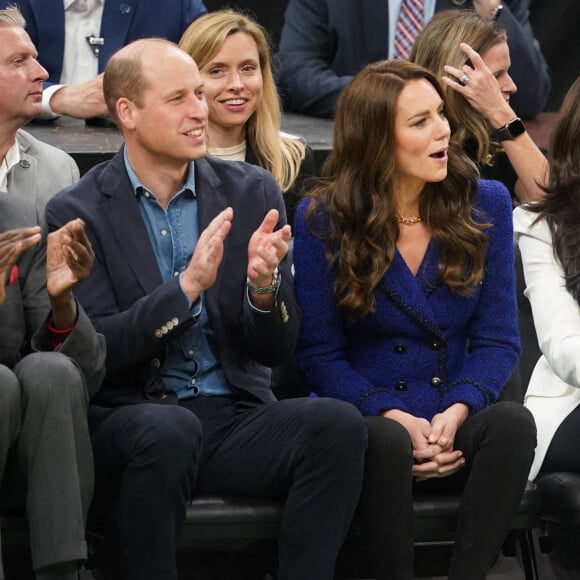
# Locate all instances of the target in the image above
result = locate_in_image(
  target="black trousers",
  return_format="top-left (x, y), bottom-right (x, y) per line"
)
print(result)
top-left (359, 401), bottom-right (537, 580)
top-left (541, 403), bottom-right (580, 473)
top-left (88, 395), bottom-right (367, 580)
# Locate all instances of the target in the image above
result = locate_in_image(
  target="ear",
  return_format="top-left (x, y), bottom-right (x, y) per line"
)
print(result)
top-left (116, 97), bottom-right (137, 131)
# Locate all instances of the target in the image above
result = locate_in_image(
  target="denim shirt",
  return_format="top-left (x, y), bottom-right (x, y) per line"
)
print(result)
top-left (124, 150), bottom-right (231, 399)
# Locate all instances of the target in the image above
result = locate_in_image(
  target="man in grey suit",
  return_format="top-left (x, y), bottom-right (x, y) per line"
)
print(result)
top-left (0, 6), bottom-right (105, 580)
top-left (0, 202), bottom-right (105, 580)
top-left (0, 6), bottom-right (79, 200)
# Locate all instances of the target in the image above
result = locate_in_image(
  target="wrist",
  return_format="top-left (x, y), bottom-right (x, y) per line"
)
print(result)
top-left (247, 267), bottom-right (280, 295)
top-left (50, 293), bottom-right (77, 329)
top-left (488, 107), bottom-right (519, 130)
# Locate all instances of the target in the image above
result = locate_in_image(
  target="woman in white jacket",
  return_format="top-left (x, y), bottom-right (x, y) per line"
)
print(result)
top-left (514, 76), bottom-right (580, 480)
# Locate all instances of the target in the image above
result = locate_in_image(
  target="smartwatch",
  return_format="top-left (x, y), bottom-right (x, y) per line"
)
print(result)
top-left (491, 117), bottom-right (526, 142)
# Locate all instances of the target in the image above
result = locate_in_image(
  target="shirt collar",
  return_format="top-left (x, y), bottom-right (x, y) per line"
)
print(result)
top-left (0, 140), bottom-right (21, 191)
top-left (63, 0), bottom-right (103, 12)
top-left (123, 147), bottom-right (197, 200)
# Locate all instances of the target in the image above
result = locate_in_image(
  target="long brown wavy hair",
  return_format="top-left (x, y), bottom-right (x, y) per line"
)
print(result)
top-left (179, 9), bottom-right (305, 192)
top-left (410, 10), bottom-right (508, 166)
top-left (528, 77), bottom-right (580, 302)
top-left (305, 60), bottom-right (486, 317)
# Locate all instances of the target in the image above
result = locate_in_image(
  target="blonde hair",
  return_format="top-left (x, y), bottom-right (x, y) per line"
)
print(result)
top-left (0, 5), bottom-right (26, 27)
top-left (410, 10), bottom-right (508, 165)
top-left (179, 9), bottom-right (305, 191)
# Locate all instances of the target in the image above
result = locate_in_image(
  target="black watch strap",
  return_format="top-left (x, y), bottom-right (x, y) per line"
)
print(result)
top-left (491, 117), bottom-right (525, 142)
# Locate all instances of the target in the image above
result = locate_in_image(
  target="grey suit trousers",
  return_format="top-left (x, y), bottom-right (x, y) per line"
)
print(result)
top-left (0, 352), bottom-right (93, 577)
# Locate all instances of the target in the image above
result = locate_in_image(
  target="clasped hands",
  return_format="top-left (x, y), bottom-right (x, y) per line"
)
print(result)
top-left (384, 403), bottom-right (470, 481)
top-left (180, 207), bottom-right (291, 307)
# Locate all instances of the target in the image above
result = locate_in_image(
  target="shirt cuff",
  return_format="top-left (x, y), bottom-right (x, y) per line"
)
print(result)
top-left (41, 84), bottom-right (66, 119)
top-left (48, 316), bottom-right (75, 350)
top-left (179, 272), bottom-right (203, 317)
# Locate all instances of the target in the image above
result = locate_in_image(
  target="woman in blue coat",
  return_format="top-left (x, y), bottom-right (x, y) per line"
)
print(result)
top-left (293, 59), bottom-right (536, 580)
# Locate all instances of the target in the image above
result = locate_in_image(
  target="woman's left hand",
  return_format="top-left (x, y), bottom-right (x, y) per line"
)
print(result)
top-left (442, 43), bottom-right (514, 126)
top-left (412, 448), bottom-right (465, 481)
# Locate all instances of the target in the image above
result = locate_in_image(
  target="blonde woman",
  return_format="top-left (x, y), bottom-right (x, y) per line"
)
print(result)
top-left (179, 9), bottom-right (315, 226)
top-left (411, 10), bottom-right (547, 202)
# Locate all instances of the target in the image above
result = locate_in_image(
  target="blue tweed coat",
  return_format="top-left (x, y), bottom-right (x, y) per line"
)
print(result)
top-left (293, 179), bottom-right (520, 420)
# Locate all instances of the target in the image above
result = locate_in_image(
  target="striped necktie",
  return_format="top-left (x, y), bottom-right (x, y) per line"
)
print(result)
top-left (393, 0), bottom-right (425, 60)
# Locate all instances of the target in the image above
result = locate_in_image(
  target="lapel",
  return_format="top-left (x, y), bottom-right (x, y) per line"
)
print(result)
top-left (100, 0), bottom-right (138, 70)
top-left (30, 0), bottom-right (65, 79)
top-left (100, 149), bottom-right (163, 294)
top-left (380, 243), bottom-right (445, 338)
top-left (8, 136), bottom-right (40, 209)
top-left (360, 0), bottom-right (390, 61)
top-left (194, 157), bottom-right (230, 310)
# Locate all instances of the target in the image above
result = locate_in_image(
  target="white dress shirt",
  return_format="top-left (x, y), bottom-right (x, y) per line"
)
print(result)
top-left (0, 141), bottom-right (21, 192)
top-left (41, 0), bottom-right (105, 117)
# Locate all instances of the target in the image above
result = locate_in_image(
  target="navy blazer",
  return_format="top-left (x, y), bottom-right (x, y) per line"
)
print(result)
top-left (293, 179), bottom-right (521, 420)
top-left (45, 151), bottom-right (300, 407)
top-left (277, 0), bottom-right (550, 119)
top-left (5, 0), bottom-right (206, 87)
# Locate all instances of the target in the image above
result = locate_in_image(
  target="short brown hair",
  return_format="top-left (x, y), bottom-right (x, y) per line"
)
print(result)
top-left (103, 38), bottom-right (176, 124)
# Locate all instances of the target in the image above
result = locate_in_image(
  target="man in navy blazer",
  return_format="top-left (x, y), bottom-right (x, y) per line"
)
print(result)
top-left (277, 0), bottom-right (550, 119)
top-left (1, 0), bottom-right (206, 118)
top-left (46, 39), bottom-right (367, 580)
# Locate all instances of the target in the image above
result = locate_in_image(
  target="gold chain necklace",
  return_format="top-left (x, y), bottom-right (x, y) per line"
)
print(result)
top-left (395, 215), bottom-right (422, 225)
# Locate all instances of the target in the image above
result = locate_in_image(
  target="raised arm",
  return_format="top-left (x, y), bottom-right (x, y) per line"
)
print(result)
top-left (443, 42), bottom-right (548, 202)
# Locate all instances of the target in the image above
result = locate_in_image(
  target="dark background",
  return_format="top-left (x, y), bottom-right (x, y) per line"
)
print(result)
top-left (203, 0), bottom-right (579, 113)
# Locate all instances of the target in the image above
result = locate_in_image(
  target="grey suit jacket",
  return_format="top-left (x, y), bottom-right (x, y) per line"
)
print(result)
top-left (6, 129), bottom-right (79, 214)
top-left (0, 195), bottom-right (106, 397)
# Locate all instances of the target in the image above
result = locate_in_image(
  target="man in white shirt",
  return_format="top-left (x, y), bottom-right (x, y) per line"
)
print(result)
top-left (2, 0), bottom-right (207, 120)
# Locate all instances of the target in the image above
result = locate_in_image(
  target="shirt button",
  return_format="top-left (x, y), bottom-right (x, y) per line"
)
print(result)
top-left (190, 378), bottom-right (196, 385)
top-left (188, 350), bottom-right (194, 356)
top-left (395, 381), bottom-right (408, 391)
top-left (144, 191), bottom-right (151, 198)
top-left (394, 344), bottom-right (406, 354)
top-left (150, 358), bottom-right (161, 368)
top-left (161, 229), bottom-right (167, 236)
top-left (174, 272), bottom-right (180, 277)
top-left (430, 377), bottom-right (442, 387)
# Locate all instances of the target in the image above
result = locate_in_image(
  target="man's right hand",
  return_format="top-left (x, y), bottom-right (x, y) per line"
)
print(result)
top-left (49, 73), bottom-right (109, 119)
top-left (180, 208), bottom-right (233, 303)
top-left (0, 226), bottom-right (42, 305)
